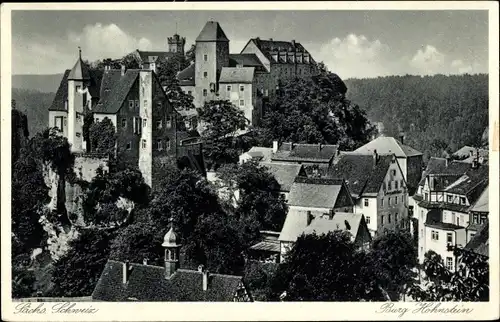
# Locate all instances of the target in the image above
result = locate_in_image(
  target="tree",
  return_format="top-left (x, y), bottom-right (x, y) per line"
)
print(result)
top-left (197, 100), bottom-right (249, 168)
top-left (367, 230), bottom-right (418, 300)
top-left (269, 231), bottom-right (385, 301)
top-left (89, 117), bottom-right (116, 156)
top-left (82, 112), bottom-right (94, 152)
top-left (12, 107), bottom-right (29, 163)
top-left (216, 161), bottom-right (288, 231)
top-left (258, 73), bottom-right (375, 150)
top-left (186, 44), bottom-right (196, 64)
top-left (49, 228), bottom-right (114, 297)
top-left (408, 249), bottom-right (489, 301)
top-left (12, 265), bottom-right (36, 298)
top-left (156, 53), bottom-right (194, 112)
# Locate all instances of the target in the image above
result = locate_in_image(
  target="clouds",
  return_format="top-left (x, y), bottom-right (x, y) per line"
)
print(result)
top-left (315, 34), bottom-right (487, 79)
top-left (13, 23), bottom-right (153, 74)
top-left (68, 23), bottom-right (152, 61)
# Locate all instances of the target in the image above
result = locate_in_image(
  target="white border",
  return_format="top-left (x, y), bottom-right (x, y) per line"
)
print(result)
top-left (1, 2), bottom-right (499, 321)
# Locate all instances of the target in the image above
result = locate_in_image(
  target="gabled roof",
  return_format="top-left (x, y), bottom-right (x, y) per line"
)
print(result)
top-left (177, 64), bottom-right (195, 86)
top-left (453, 146), bottom-right (487, 158)
top-left (49, 70), bottom-right (70, 112)
top-left (354, 137), bottom-right (422, 158)
top-left (444, 166), bottom-right (488, 204)
top-left (271, 143), bottom-right (338, 163)
top-left (219, 67), bottom-right (255, 84)
top-left (260, 162), bottom-right (305, 192)
top-left (464, 222), bottom-right (489, 257)
top-left (288, 177), bottom-right (345, 208)
top-left (418, 159), bottom-right (472, 186)
top-left (136, 50), bottom-right (175, 63)
top-left (93, 69), bottom-right (141, 114)
top-left (68, 57), bottom-right (91, 80)
top-left (92, 260), bottom-right (247, 302)
top-left (328, 153), bottom-right (394, 197)
top-left (229, 54), bottom-right (263, 68)
top-left (303, 213), bottom-right (367, 243)
top-left (471, 185), bottom-right (488, 213)
top-left (248, 38), bottom-right (314, 64)
top-left (278, 209), bottom-right (311, 242)
top-left (196, 21), bottom-right (229, 42)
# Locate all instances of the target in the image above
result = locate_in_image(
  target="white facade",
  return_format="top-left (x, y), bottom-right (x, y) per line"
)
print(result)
top-left (138, 71), bottom-right (153, 187)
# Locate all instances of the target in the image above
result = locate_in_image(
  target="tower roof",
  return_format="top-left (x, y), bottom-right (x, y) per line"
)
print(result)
top-left (195, 21), bottom-right (229, 42)
top-left (68, 48), bottom-right (91, 80)
top-left (162, 217), bottom-right (180, 247)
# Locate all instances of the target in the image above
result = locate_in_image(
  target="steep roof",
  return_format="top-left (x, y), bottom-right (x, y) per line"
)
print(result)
top-left (303, 213), bottom-right (366, 243)
top-left (136, 50), bottom-right (175, 63)
top-left (471, 185), bottom-right (488, 213)
top-left (260, 162), bottom-right (305, 192)
top-left (49, 70), bottom-right (71, 111)
top-left (68, 57), bottom-right (91, 80)
top-left (278, 209), bottom-right (311, 242)
top-left (418, 159), bottom-right (472, 186)
top-left (328, 153), bottom-right (394, 197)
top-left (92, 260), bottom-right (247, 301)
top-left (229, 54), bottom-right (263, 67)
top-left (196, 21), bottom-right (229, 42)
top-left (177, 64), bottom-right (195, 86)
top-left (444, 166), bottom-right (488, 204)
top-left (354, 137), bottom-right (422, 158)
top-left (248, 38), bottom-right (314, 64)
top-left (271, 143), bottom-right (338, 163)
top-left (93, 69), bottom-right (141, 114)
top-left (464, 222), bottom-right (489, 257)
top-left (288, 177), bottom-right (345, 208)
top-left (219, 67), bottom-right (255, 84)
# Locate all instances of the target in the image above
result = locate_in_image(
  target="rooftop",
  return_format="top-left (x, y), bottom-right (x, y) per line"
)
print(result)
top-left (464, 222), bottom-right (489, 257)
top-left (303, 212), bottom-right (366, 243)
top-left (92, 260), bottom-right (247, 302)
top-left (196, 21), bottom-right (229, 42)
top-left (271, 143), bottom-right (338, 163)
top-left (93, 69), bottom-right (142, 114)
top-left (260, 162), bottom-right (305, 192)
top-left (219, 67), bottom-right (255, 84)
top-left (354, 136), bottom-right (422, 158)
top-left (288, 177), bottom-right (346, 208)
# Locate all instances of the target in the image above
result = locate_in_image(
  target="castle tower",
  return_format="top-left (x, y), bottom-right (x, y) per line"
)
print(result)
top-left (162, 217), bottom-right (181, 279)
top-left (194, 21), bottom-right (230, 108)
top-left (67, 47), bottom-right (91, 152)
top-left (168, 33), bottom-right (186, 55)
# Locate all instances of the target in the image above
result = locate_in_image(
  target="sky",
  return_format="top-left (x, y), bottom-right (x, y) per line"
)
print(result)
top-left (11, 10), bottom-right (489, 79)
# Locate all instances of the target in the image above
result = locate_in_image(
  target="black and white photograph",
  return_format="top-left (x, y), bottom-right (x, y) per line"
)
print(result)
top-left (1, 1), bottom-right (499, 321)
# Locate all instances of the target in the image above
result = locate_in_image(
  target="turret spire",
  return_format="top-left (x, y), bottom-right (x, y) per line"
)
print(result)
top-left (78, 46), bottom-right (82, 59)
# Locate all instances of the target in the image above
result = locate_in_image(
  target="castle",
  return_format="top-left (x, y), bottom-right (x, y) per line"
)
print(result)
top-left (48, 21), bottom-right (319, 186)
top-left (177, 21), bottom-right (320, 126)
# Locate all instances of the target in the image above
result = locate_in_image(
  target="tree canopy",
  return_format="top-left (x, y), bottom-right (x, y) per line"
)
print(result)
top-left (89, 117), bottom-right (116, 156)
top-left (256, 73), bottom-right (375, 150)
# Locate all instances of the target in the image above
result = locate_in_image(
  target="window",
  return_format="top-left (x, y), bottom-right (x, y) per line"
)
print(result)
top-left (144, 100), bottom-right (148, 108)
top-left (447, 232), bottom-right (453, 243)
top-left (76, 85), bottom-right (81, 92)
top-left (142, 139), bottom-right (146, 149)
top-left (226, 85), bottom-right (232, 91)
top-left (239, 100), bottom-right (245, 106)
top-left (366, 216), bottom-right (370, 224)
top-left (143, 118), bottom-right (147, 128)
top-left (121, 118), bottom-right (127, 128)
top-left (400, 179), bottom-right (404, 188)
top-left (166, 115), bottom-right (172, 129)
top-left (480, 216), bottom-right (487, 225)
top-left (381, 215), bottom-right (384, 225)
top-left (203, 54), bottom-right (208, 61)
top-left (126, 142), bottom-right (131, 150)
top-left (380, 198), bottom-right (384, 207)
top-left (166, 140), bottom-right (171, 150)
top-left (401, 195), bottom-right (404, 204)
top-left (54, 116), bottom-right (63, 131)
top-left (129, 100), bottom-right (134, 109)
top-left (135, 100), bottom-right (139, 109)
top-left (157, 139), bottom-right (163, 150)
top-left (424, 193), bottom-right (429, 201)
top-left (395, 197), bottom-right (398, 205)
top-left (388, 197), bottom-right (392, 206)
top-left (470, 233), bottom-right (476, 239)
top-left (156, 120), bottom-right (163, 129)
top-left (391, 159), bottom-right (396, 164)
top-left (473, 214), bottom-right (479, 224)
top-left (460, 197), bottom-right (466, 205)
top-left (388, 214), bottom-right (391, 223)
top-left (446, 257), bottom-right (453, 271)
top-left (364, 199), bottom-right (369, 207)
top-left (395, 180), bottom-right (398, 189)
top-left (395, 213), bottom-right (398, 222)
top-left (388, 181), bottom-right (392, 190)
top-left (456, 217), bottom-right (460, 226)
top-left (187, 91), bottom-right (192, 95)
top-left (203, 71), bottom-right (208, 78)
top-left (391, 169), bottom-right (396, 176)
top-left (240, 85), bottom-right (245, 92)
top-left (431, 230), bottom-right (439, 241)
top-left (203, 89), bottom-right (208, 97)
top-left (76, 132), bottom-right (81, 137)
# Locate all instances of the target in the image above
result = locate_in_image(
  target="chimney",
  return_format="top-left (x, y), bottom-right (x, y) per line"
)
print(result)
top-left (291, 39), bottom-right (296, 47)
top-left (328, 209), bottom-right (334, 220)
top-left (306, 211), bottom-right (313, 225)
top-left (272, 140), bottom-right (279, 153)
top-left (122, 261), bottom-right (130, 284)
top-left (373, 149), bottom-right (379, 166)
top-left (121, 64), bottom-right (126, 76)
top-left (469, 150), bottom-right (474, 157)
top-left (399, 134), bottom-right (404, 145)
top-left (344, 220), bottom-right (351, 231)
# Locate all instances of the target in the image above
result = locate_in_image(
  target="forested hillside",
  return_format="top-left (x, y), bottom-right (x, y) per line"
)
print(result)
top-left (13, 74), bottom-right (63, 93)
top-left (344, 74), bottom-right (489, 160)
top-left (12, 89), bottom-right (55, 136)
